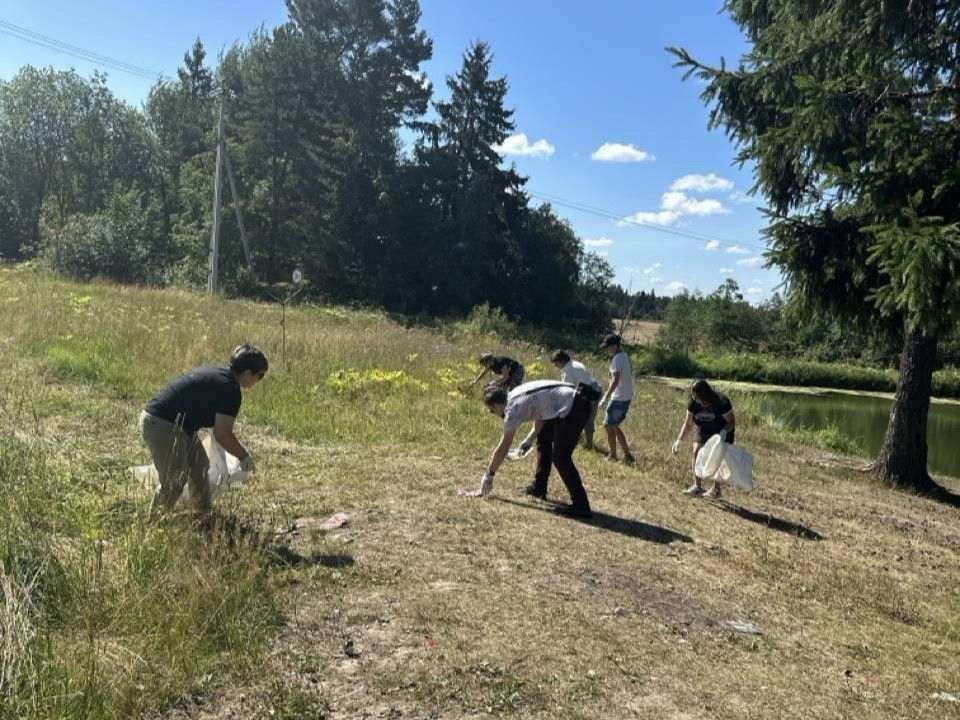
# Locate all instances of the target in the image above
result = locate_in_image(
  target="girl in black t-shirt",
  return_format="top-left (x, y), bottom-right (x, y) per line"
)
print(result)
top-left (470, 353), bottom-right (526, 392)
top-left (671, 379), bottom-right (736, 499)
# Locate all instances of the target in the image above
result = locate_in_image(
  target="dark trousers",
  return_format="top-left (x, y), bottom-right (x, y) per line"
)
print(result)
top-left (533, 394), bottom-right (592, 511)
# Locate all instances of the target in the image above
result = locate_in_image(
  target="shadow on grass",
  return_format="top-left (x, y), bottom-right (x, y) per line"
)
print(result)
top-left (927, 484), bottom-right (960, 508)
top-left (494, 496), bottom-right (693, 544)
top-left (712, 499), bottom-right (824, 540)
top-left (266, 545), bottom-right (355, 569)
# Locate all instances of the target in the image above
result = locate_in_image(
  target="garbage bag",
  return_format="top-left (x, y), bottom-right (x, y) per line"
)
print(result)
top-left (694, 434), bottom-right (754, 492)
top-left (129, 432), bottom-right (251, 503)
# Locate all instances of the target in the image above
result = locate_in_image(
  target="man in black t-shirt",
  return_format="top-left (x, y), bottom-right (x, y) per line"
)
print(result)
top-left (470, 353), bottom-right (525, 392)
top-left (139, 344), bottom-right (268, 514)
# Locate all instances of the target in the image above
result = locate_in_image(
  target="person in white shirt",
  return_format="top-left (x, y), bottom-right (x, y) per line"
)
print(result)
top-left (550, 349), bottom-right (603, 450)
top-left (473, 380), bottom-right (594, 518)
top-left (599, 334), bottom-right (636, 464)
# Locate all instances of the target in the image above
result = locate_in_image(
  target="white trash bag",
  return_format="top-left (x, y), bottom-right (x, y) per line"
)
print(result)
top-left (694, 434), bottom-right (754, 492)
top-left (129, 432), bottom-right (252, 504)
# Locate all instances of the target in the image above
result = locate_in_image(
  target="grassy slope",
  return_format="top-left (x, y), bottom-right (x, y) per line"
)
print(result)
top-left (1, 266), bottom-right (958, 720)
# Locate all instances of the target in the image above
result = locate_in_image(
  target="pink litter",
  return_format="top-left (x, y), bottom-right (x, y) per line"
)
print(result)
top-left (320, 512), bottom-right (350, 530)
top-left (458, 487), bottom-right (482, 497)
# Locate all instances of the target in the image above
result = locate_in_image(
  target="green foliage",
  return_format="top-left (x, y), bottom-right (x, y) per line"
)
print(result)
top-left (452, 303), bottom-right (519, 342)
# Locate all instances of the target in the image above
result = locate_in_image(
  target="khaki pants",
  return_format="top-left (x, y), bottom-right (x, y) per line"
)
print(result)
top-left (139, 411), bottom-right (211, 512)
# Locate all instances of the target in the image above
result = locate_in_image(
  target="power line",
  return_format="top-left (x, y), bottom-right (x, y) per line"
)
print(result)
top-left (528, 188), bottom-right (767, 254)
top-left (0, 19), bottom-right (163, 81)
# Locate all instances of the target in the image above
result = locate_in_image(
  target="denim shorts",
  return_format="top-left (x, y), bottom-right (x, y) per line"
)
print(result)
top-left (604, 399), bottom-right (631, 426)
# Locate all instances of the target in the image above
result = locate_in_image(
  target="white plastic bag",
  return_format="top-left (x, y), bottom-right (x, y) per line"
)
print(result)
top-left (694, 434), bottom-right (754, 492)
top-left (130, 432), bottom-right (251, 504)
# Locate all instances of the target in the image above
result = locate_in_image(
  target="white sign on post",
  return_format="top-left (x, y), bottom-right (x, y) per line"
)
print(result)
top-left (292, 268), bottom-right (303, 284)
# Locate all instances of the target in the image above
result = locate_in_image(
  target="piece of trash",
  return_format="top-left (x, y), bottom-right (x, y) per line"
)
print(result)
top-left (722, 620), bottom-right (762, 635)
top-left (344, 638), bottom-right (359, 658)
top-left (426, 638), bottom-right (438, 648)
top-left (931, 692), bottom-right (960, 704)
top-left (320, 513), bottom-right (349, 531)
top-left (506, 445), bottom-right (533, 461)
top-left (459, 487), bottom-right (483, 497)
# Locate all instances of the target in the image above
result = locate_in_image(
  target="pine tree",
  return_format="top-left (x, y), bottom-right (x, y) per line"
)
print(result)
top-left (671, 0), bottom-right (960, 498)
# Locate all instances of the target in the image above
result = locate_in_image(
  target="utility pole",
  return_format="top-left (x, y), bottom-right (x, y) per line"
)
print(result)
top-left (208, 97), bottom-right (254, 293)
top-left (207, 98), bottom-right (225, 294)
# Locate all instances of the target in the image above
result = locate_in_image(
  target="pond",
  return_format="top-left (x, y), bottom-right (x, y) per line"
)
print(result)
top-left (753, 390), bottom-right (960, 479)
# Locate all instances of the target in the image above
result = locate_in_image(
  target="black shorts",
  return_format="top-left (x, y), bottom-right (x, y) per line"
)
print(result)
top-left (698, 430), bottom-right (735, 445)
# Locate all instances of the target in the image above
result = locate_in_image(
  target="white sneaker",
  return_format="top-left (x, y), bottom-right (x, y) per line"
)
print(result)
top-left (705, 484), bottom-right (722, 499)
top-left (682, 484), bottom-right (704, 496)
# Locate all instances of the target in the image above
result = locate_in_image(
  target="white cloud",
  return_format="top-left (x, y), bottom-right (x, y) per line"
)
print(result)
top-left (595, 250), bottom-right (609, 257)
top-left (583, 237), bottom-right (614, 247)
top-left (719, 267), bottom-right (735, 273)
top-left (746, 287), bottom-right (763, 295)
top-left (591, 142), bottom-right (655, 163)
top-left (494, 133), bottom-right (556, 158)
top-left (621, 191), bottom-right (730, 227)
top-left (729, 190), bottom-right (753, 204)
top-left (705, 240), bottom-right (721, 251)
top-left (643, 263), bottom-right (661, 274)
top-left (650, 276), bottom-right (664, 283)
top-left (737, 256), bottom-right (763, 267)
top-left (665, 281), bottom-right (687, 292)
top-left (726, 245), bottom-right (751, 254)
top-left (670, 173), bottom-right (734, 193)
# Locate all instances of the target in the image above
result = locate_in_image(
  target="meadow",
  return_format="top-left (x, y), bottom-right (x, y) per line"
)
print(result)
top-left (1, 265), bottom-right (958, 720)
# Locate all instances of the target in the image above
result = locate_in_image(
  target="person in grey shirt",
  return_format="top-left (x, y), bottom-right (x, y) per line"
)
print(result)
top-left (474, 380), bottom-right (594, 518)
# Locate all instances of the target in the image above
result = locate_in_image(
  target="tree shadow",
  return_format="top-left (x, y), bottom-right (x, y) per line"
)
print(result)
top-left (266, 545), bottom-right (355, 569)
top-left (711, 499), bottom-right (824, 540)
top-left (493, 496), bottom-right (693, 545)
top-left (926, 484), bottom-right (960, 509)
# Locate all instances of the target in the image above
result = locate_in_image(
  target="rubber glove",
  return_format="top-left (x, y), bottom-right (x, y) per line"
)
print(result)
top-left (480, 471), bottom-right (494, 496)
top-left (671, 439), bottom-right (681, 455)
top-left (239, 453), bottom-right (256, 473)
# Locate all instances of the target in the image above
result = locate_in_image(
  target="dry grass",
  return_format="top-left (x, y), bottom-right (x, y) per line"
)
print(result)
top-left (1, 267), bottom-right (958, 719)
top-left (615, 320), bottom-right (662, 346)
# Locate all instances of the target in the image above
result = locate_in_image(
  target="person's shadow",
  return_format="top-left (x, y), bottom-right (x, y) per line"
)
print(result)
top-left (711, 499), bottom-right (824, 540)
top-left (266, 545), bottom-right (356, 569)
top-left (494, 496), bottom-right (693, 545)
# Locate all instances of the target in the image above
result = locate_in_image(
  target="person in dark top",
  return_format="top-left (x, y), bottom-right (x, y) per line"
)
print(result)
top-left (139, 344), bottom-right (268, 514)
top-left (672, 379), bottom-right (736, 498)
top-left (470, 353), bottom-right (525, 392)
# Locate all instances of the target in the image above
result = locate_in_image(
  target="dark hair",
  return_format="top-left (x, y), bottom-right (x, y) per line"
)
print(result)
top-left (550, 349), bottom-right (571, 365)
top-left (230, 344), bottom-right (269, 375)
top-left (479, 352), bottom-right (495, 366)
top-left (690, 379), bottom-right (724, 410)
top-left (483, 384), bottom-right (507, 407)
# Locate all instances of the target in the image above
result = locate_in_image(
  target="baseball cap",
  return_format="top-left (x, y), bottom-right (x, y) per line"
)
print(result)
top-left (600, 334), bottom-right (621, 348)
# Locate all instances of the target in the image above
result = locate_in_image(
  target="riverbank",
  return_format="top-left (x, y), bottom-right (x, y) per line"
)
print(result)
top-left (635, 347), bottom-right (960, 399)
top-left (2, 267), bottom-right (959, 719)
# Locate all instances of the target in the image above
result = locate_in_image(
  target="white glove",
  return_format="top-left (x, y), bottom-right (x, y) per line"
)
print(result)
top-left (480, 471), bottom-right (494, 496)
top-left (239, 453), bottom-right (256, 473)
top-left (672, 439), bottom-right (681, 455)
top-left (718, 429), bottom-right (728, 442)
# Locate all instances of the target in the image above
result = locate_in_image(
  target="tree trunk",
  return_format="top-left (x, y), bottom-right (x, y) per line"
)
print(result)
top-left (875, 325), bottom-right (939, 492)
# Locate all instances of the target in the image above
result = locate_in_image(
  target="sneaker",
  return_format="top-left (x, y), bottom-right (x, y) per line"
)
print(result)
top-left (551, 504), bottom-right (593, 519)
top-left (682, 484), bottom-right (704, 496)
top-left (622, 454), bottom-right (636, 465)
top-left (516, 483), bottom-right (547, 499)
top-left (705, 484), bottom-right (722, 499)
top-left (605, 453), bottom-right (619, 462)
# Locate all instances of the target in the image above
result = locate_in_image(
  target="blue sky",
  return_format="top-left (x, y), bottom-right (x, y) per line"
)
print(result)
top-left (0, 0), bottom-right (779, 300)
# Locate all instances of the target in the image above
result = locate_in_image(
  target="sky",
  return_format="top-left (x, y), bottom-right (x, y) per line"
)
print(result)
top-left (0, 0), bottom-right (780, 300)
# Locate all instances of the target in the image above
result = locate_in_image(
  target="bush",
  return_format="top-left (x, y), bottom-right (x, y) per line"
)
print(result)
top-left (452, 303), bottom-right (519, 342)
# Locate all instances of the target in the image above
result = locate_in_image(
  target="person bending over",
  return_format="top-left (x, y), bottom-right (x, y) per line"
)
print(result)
top-left (470, 353), bottom-right (525, 392)
top-left (550, 349), bottom-right (603, 450)
top-left (477, 380), bottom-right (594, 518)
top-left (672, 378), bottom-right (736, 499)
top-left (139, 344), bottom-right (267, 515)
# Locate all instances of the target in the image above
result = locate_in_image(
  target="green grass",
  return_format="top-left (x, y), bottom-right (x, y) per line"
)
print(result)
top-left (635, 346), bottom-right (960, 398)
top-left (0, 265), bottom-right (958, 720)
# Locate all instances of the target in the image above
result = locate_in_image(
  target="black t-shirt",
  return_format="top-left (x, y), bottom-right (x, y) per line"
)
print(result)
top-left (491, 356), bottom-right (520, 374)
top-left (688, 396), bottom-right (733, 438)
top-left (145, 366), bottom-right (242, 435)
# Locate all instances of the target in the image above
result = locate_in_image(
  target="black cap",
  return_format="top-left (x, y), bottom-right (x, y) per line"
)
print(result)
top-left (601, 334), bottom-right (621, 348)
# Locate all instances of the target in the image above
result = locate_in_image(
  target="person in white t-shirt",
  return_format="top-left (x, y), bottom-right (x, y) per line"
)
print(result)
top-left (550, 349), bottom-right (603, 450)
top-left (473, 380), bottom-right (594, 518)
top-left (599, 334), bottom-right (636, 464)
